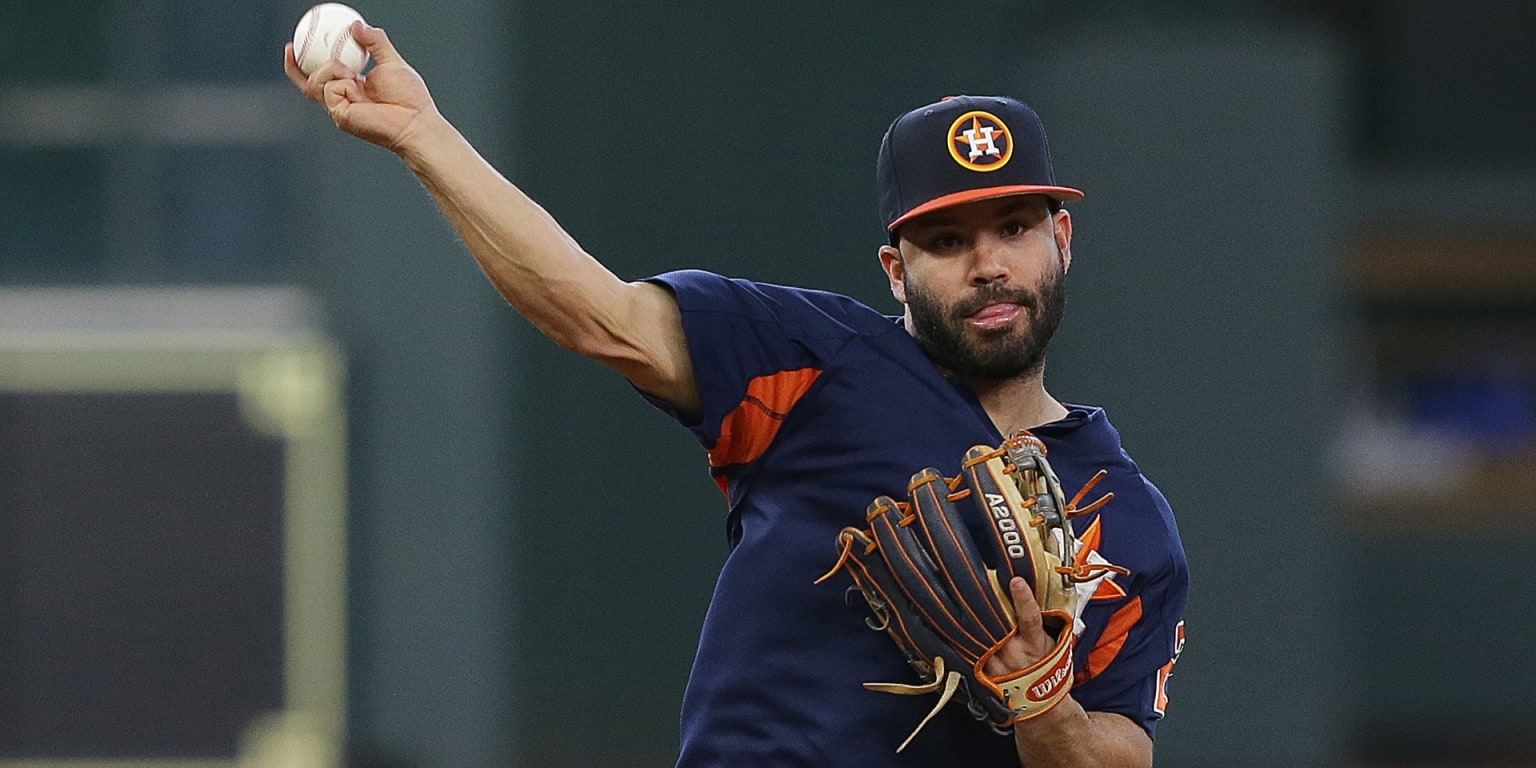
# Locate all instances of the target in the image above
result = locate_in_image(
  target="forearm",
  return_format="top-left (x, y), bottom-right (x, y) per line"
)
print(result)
top-left (1011, 698), bottom-right (1152, 768)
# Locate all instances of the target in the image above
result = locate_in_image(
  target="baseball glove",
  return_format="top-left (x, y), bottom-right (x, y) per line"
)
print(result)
top-left (816, 430), bottom-right (1125, 751)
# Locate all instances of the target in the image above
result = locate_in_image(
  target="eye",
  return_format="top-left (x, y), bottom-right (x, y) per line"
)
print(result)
top-left (1000, 220), bottom-right (1028, 238)
top-left (923, 232), bottom-right (965, 252)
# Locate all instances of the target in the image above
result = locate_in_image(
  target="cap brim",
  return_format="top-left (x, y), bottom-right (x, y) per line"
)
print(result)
top-left (887, 185), bottom-right (1086, 231)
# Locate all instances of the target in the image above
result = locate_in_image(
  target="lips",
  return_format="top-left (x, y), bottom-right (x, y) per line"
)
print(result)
top-left (966, 302), bottom-right (1023, 331)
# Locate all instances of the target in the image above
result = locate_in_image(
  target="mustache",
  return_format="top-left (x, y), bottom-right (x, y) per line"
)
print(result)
top-left (949, 284), bottom-right (1040, 319)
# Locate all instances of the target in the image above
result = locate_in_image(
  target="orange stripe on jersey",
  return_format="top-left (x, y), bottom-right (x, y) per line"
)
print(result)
top-left (1082, 595), bottom-right (1143, 681)
top-left (708, 368), bottom-right (822, 471)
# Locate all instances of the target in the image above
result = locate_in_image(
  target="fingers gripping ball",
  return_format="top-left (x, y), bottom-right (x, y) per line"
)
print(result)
top-left (293, 3), bottom-right (370, 75)
top-left (817, 431), bottom-right (1127, 752)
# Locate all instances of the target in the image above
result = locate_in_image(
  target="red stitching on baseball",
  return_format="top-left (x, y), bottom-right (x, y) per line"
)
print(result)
top-left (299, 8), bottom-right (322, 70)
top-left (331, 27), bottom-right (352, 64)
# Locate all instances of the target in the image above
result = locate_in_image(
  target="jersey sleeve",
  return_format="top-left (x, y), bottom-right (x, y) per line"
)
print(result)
top-left (639, 269), bottom-right (886, 500)
top-left (1069, 477), bottom-right (1190, 739)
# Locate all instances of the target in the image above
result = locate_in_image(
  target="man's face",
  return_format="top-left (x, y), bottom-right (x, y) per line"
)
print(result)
top-left (881, 195), bottom-right (1071, 382)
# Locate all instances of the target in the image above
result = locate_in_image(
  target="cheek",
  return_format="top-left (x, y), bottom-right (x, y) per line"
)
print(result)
top-left (904, 261), bottom-right (963, 301)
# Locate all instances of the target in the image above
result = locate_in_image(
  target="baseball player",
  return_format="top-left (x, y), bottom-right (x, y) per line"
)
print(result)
top-left (287, 23), bottom-right (1188, 768)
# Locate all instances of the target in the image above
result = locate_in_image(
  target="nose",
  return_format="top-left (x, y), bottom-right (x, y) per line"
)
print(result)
top-left (968, 235), bottom-right (1010, 286)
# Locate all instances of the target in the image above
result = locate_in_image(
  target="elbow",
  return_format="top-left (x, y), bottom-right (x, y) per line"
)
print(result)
top-left (559, 312), bottom-right (652, 370)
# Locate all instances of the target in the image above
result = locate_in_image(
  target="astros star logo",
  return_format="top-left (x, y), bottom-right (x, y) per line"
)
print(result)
top-left (1066, 515), bottom-right (1129, 638)
top-left (947, 110), bottom-right (1013, 172)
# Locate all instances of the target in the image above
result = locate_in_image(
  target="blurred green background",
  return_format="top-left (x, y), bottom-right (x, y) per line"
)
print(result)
top-left (3, 1), bottom-right (1535, 766)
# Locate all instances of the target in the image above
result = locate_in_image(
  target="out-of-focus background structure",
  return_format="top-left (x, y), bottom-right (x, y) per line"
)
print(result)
top-left (2, 1), bottom-right (1533, 767)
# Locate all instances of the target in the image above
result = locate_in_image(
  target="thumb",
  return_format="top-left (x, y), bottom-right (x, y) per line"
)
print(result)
top-left (353, 22), bottom-right (404, 66)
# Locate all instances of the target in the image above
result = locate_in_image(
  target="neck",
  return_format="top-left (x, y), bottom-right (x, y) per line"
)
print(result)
top-left (967, 370), bottom-right (1068, 436)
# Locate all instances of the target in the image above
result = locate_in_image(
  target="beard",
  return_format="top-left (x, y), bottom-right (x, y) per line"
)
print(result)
top-left (905, 257), bottom-right (1066, 382)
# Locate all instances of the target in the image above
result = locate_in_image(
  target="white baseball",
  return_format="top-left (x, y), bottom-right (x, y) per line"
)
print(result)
top-left (292, 3), bottom-right (370, 76)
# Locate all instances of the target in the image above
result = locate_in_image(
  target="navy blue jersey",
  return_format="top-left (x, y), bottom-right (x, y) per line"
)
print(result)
top-left (641, 270), bottom-right (1189, 768)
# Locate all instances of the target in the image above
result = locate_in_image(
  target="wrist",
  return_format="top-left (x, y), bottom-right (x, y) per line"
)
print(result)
top-left (1012, 691), bottom-right (1084, 733)
top-left (397, 111), bottom-right (461, 171)
top-left (1010, 694), bottom-right (1097, 762)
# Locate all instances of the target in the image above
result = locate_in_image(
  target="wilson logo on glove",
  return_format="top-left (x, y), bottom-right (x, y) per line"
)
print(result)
top-left (1025, 652), bottom-right (1073, 703)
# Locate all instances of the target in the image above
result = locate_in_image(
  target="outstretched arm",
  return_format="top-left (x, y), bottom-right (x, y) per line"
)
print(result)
top-left (284, 23), bottom-right (700, 416)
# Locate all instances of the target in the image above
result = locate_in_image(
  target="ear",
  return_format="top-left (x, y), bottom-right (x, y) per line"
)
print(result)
top-left (878, 244), bottom-right (908, 303)
top-left (1054, 208), bottom-right (1074, 273)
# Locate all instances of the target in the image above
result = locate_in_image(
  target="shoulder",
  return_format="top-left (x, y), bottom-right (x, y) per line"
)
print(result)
top-left (1043, 406), bottom-right (1187, 579)
top-left (645, 269), bottom-right (901, 339)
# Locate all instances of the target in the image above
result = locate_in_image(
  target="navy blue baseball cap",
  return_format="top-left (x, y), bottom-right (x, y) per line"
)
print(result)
top-left (877, 95), bottom-right (1083, 237)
